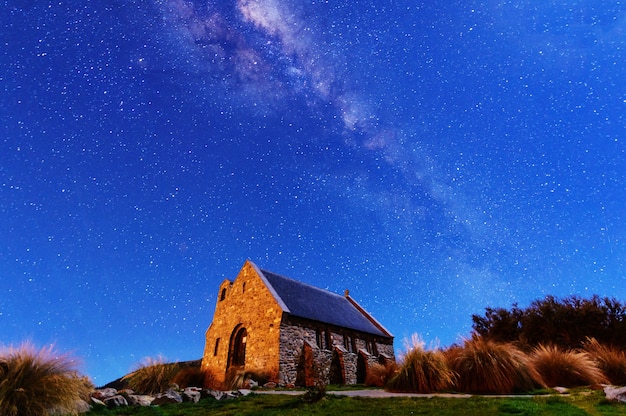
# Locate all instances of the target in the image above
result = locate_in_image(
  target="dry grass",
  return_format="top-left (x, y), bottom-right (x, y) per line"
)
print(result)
top-left (583, 337), bottom-right (626, 385)
top-left (0, 343), bottom-right (93, 416)
top-left (122, 356), bottom-right (182, 394)
top-left (171, 366), bottom-right (215, 389)
top-left (387, 335), bottom-right (456, 393)
top-left (445, 335), bottom-right (544, 394)
top-left (529, 344), bottom-right (607, 387)
top-left (365, 361), bottom-right (398, 387)
top-left (224, 366), bottom-right (248, 390)
top-left (223, 367), bottom-right (275, 390)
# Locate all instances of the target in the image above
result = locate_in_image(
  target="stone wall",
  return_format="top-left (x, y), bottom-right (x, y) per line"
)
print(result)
top-left (278, 315), bottom-right (395, 386)
top-left (201, 262), bottom-right (283, 384)
top-left (201, 260), bottom-right (395, 387)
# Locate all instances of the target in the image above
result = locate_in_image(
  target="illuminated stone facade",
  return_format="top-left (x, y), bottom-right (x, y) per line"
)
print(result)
top-left (201, 260), bottom-right (394, 386)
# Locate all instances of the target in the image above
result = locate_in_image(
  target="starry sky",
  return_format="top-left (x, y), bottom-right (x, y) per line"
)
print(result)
top-left (1, 0), bottom-right (625, 384)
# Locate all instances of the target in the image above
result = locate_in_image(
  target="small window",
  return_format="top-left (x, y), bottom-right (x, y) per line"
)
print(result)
top-left (220, 288), bottom-right (227, 301)
top-left (242, 282), bottom-right (246, 293)
top-left (344, 335), bottom-right (354, 353)
top-left (214, 338), bottom-right (220, 356)
top-left (316, 328), bottom-right (332, 349)
top-left (316, 329), bottom-right (326, 349)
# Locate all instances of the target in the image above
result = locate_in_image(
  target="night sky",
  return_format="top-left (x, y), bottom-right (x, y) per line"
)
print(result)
top-left (1, 0), bottom-right (624, 384)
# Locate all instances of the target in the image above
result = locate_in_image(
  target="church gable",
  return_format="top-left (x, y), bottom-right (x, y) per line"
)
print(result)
top-left (201, 261), bottom-right (284, 385)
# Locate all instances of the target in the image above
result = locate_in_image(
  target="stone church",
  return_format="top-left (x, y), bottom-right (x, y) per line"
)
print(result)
top-left (201, 260), bottom-right (395, 386)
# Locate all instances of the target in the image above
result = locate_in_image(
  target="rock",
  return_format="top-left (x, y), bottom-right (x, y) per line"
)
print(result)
top-left (248, 379), bottom-right (259, 388)
top-left (553, 386), bottom-right (569, 394)
top-left (238, 389), bottom-right (252, 396)
top-left (604, 385), bottom-right (626, 403)
top-left (90, 397), bottom-right (105, 407)
top-left (205, 389), bottom-right (228, 401)
top-left (127, 394), bottom-right (155, 406)
top-left (92, 388), bottom-right (117, 400)
top-left (153, 389), bottom-right (183, 405)
top-left (104, 395), bottom-right (128, 408)
top-left (74, 399), bottom-right (91, 413)
top-left (182, 387), bottom-right (202, 403)
top-left (263, 382), bottom-right (277, 389)
top-left (118, 388), bottom-right (136, 397)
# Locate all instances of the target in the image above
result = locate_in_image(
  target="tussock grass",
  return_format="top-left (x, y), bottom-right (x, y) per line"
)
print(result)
top-left (224, 367), bottom-right (250, 390)
top-left (365, 361), bottom-right (398, 387)
top-left (387, 335), bottom-right (456, 393)
top-left (530, 344), bottom-right (607, 387)
top-left (122, 356), bottom-right (182, 394)
top-left (0, 342), bottom-right (93, 416)
top-left (445, 335), bottom-right (544, 394)
top-left (171, 366), bottom-right (215, 389)
top-left (583, 337), bottom-right (626, 385)
top-left (223, 367), bottom-right (275, 390)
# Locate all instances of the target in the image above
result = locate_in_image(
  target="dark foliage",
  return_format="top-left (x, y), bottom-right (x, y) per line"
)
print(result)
top-left (472, 295), bottom-right (626, 350)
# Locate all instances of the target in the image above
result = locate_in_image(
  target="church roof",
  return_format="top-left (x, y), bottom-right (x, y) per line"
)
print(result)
top-left (250, 262), bottom-right (392, 338)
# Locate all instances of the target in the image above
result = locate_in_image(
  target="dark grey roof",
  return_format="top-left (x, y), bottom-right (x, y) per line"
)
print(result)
top-left (257, 267), bottom-right (391, 338)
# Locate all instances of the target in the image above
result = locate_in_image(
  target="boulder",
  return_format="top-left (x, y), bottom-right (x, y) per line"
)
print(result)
top-left (153, 389), bottom-right (183, 405)
top-left (104, 395), bottom-right (128, 408)
top-left (604, 385), bottom-right (626, 403)
top-left (118, 388), bottom-right (136, 397)
top-left (127, 394), bottom-right (155, 406)
top-left (74, 399), bottom-right (91, 413)
top-left (263, 382), bottom-right (277, 389)
top-left (90, 397), bottom-right (105, 407)
top-left (182, 387), bottom-right (202, 403)
top-left (92, 388), bottom-right (118, 400)
top-left (205, 389), bottom-right (227, 401)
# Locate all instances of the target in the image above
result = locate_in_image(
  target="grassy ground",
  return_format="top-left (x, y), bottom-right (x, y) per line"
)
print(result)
top-left (85, 389), bottom-right (626, 416)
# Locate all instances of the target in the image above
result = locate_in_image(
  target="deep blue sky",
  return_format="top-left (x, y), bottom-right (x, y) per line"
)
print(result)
top-left (1, 0), bottom-right (624, 384)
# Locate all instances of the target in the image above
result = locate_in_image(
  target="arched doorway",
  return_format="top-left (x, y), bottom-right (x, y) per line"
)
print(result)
top-left (228, 325), bottom-right (247, 369)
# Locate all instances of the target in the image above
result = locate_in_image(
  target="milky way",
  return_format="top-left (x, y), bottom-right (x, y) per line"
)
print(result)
top-left (1, 0), bottom-right (624, 383)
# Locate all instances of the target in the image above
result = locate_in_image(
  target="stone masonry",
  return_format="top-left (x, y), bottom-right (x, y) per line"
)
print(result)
top-left (201, 260), bottom-right (395, 387)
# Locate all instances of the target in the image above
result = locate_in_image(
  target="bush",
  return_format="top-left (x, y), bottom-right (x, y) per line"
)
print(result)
top-left (472, 295), bottom-right (626, 350)
top-left (530, 344), bottom-right (607, 387)
top-left (122, 356), bottom-right (182, 394)
top-left (365, 361), bottom-right (398, 387)
top-left (0, 343), bottom-right (93, 416)
top-left (387, 335), bottom-right (455, 393)
top-left (445, 335), bottom-right (544, 394)
top-left (583, 337), bottom-right (626, 385)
